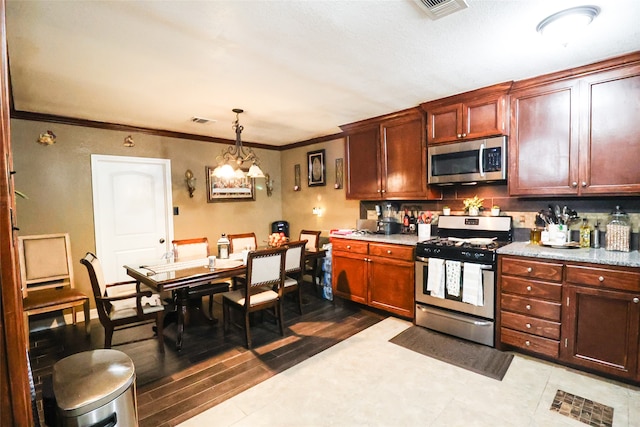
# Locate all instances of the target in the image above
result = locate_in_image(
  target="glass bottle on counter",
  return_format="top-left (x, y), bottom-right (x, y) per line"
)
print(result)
top-left (605, 206), bottom-right (630, 252)
top-left (593, 220), bottom-right (600, 249)
top-left (217, 233), bottom-right (230, 259)
top-left (579, 218), bottom-right (591, 248)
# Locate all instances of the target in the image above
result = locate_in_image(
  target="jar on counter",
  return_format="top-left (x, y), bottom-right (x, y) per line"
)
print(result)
top-left (605, 206), bottom-right (630, 252)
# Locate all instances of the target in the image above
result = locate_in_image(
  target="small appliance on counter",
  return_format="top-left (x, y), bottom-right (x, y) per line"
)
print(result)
top-left (271, 220), bottom-right (290, 238)
top-left (376, 203), bottom-right (401, 235)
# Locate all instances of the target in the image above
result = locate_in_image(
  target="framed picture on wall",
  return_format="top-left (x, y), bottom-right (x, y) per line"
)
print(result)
top-left (307, 149), bottom-right (326, 187)
top-left (206, 166), bottom-right (255, 202)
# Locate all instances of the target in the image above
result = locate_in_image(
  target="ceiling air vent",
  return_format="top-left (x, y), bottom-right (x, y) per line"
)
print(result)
top-left (412, 0), bottom-right (469, 20)
top-left (190, 116), bottom-right (216, 124)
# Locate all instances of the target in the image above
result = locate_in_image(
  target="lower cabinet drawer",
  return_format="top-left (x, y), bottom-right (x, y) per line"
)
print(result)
top-left (500, 310), bottom-right (561, 340)
top-left (500, 327), bottom-right (559, 358)
top-left (501, 294), bottom-right (561, 321)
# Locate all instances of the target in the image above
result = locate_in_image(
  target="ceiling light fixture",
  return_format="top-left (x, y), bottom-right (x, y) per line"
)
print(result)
top-left (536, 5), bottom-right (600, 46)
top-left (212, 109), bottom-right (265, 179)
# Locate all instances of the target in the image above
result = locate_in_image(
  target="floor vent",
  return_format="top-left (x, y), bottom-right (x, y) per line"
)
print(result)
top-left (412, 0), bottom-right (468, 20)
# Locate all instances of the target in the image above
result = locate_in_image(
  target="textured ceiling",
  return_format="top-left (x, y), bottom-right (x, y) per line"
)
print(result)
top-left (6, 0), bottom-right (640, 146)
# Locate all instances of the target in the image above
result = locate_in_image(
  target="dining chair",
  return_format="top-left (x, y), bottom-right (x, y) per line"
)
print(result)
top-left (80, 252), bottom-right (165, 352)
top-left (172, 237), bottom-right (232, 319)
top-left (282, 240), bottom-right (307, 315)
top-left (222, 246), bottom-right (287, 349)
top-left (299, 230), bottom-right (322, 285)
top-left (18, 233), bottom-right (90, 344)
top-left (228, 232), bottom-right (257, 254)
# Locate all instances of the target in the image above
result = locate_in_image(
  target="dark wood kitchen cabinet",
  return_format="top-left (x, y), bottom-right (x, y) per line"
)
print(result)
top-left (341, 108), bottom-right (436, 200)
top-left (561, 264), bottom-right (640, 381)
top-left (498, 256), bottom-right (563, 359)
top-left (331, 238), bottom-right (414, 318)
top-left (509, 53), bottom-right (640, 196)
top-left (420, 82), bottom-right (511, 144)
top-left (499, 254), bottom-right (640, 384)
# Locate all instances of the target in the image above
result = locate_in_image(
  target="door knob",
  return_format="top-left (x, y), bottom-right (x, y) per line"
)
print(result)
top-left (159, 238), bottom-right (165, 244)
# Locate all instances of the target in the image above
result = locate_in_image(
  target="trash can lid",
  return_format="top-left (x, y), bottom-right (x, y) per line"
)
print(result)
top-left (53, 349), bottom-right (135, 416)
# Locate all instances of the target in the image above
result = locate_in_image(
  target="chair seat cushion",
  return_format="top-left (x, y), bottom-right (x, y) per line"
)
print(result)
top-left (222, 289), bottom-right (278, 307)
top-left (23, 288), bottom-right (88, 311)
top-left (106, 283), bottom-right (163, 312)
top-left (109, 303), bottom-right (164, 320)
top-left (283, 277), bottom-right (298, 288)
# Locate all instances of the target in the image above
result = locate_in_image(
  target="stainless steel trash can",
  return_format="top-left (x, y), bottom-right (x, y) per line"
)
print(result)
top-left (53, 349), bottom-right (137, 427)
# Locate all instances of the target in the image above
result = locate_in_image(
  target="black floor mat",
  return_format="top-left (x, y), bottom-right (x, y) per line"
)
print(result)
top-left (389, 326), bottom-right (513, 381)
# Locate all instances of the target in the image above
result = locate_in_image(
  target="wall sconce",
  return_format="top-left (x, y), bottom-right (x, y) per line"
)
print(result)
top-left (37, 130), bottom-right (56, 145)
top-left (335, 158), bottom-right (344, 189)
top-left (293, 164), bottom-right (301, 191)
top-left (312, 207), bottom-right (323, 216)
top-left (123, 135), bottom-right (135, 147)
top-left (265, 173), bottom-right (274, 197)
top-left (185, 169), bottom-right (196, 198)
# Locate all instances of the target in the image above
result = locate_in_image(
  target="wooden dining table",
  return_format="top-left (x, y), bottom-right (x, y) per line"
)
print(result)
top-left (124, 257), bottom-right (246, 351)
top-left (124, 247), bottom-right (327, 351)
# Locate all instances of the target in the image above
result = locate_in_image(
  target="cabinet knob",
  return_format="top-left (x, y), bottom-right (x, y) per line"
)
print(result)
top-left (346, 245), bottom-right (351, 250)
top-left (525, 304), bottom-right (531, 310)
top-left (525, 340), bottom-right (531, 346)
top-left (527, 267), bottom-right (532, 273)
top-left (525, 323), bottom-right (532, 329)
top-left (571, 181), bottom-right (578, 188)
top-left (598, 276), bottom-right (604, 282)
top-left (457, 134), bottom-right (462, 138)
top-left (381, 189), bottom-right (386, 193)
top-left (462, 133), bottom-right (466, 137)
top-left (526, 285), bottom-right (532, 291)
top-left (633, 297), bottom-right (639, 304)
top-left (387, 250), bottom-right (392, 254)
top-left (581, 181), bottom-right (587, 187)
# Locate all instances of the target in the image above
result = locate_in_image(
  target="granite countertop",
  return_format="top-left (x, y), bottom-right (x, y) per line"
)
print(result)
top-left (497, 241), bottom-right (640, 268)
top-left (330, 233), bottom-right (420, 247)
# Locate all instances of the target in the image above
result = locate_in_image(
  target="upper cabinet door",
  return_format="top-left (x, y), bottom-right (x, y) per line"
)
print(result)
top-left (508, 80), bottom-right (581, 196)
top-left (382, 114), bottom-right (428, 199)
top-left (464, 95), bottom-right (509, 140)
top-left (579, 65), bottom-right (640, 195)
top-left (426, 103), bottom-right (462, 144)
top-left (345, 126), bottom-right (381, 199)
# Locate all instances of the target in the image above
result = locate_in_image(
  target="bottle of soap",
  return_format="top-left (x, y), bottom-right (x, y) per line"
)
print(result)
top-left (579, 218), bottom-right (591, 248)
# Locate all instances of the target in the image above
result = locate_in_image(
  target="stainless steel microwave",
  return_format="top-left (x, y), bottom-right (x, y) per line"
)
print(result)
top-left (427, 136), bottom-right (507, 185)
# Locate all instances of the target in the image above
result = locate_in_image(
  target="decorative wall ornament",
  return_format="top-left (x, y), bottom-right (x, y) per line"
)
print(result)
top-left (123, 135), bottom-right (135, 147)
top-left (265, 173), bottom-right (274, 197)
top-left (37, 130), bottom-right (56, 145)
top-left (206, 166), bottom-right (255, 202)
top-left (307, 149), bottom-right (325, 187)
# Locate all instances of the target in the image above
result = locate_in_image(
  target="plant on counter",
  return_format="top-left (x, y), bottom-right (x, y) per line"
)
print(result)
top-left (463, 196), bottom-right (484, 212)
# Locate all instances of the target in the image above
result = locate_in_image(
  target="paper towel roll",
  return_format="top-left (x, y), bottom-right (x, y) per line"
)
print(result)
top-left (418, 223), bottom-right (431, 241)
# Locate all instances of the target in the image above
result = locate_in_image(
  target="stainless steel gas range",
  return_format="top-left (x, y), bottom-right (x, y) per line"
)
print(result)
top-left (415, 215), bottom-right (513, 347)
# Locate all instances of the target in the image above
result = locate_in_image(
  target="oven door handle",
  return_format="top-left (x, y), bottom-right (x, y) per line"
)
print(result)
top-left (416, 256), bottom-right (493, 270)
top-left (416, 305), bottom-right (493, 326)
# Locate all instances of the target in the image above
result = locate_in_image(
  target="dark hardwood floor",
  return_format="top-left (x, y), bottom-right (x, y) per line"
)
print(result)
top-left (28, 285), bottom-right (386, 427)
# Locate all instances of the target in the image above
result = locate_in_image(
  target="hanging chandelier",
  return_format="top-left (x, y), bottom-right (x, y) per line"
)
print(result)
top-left (212, 109), bottom-right (265, 179)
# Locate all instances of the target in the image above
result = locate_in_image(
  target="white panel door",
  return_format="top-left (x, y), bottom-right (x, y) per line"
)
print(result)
top-left (91, 155), bottom-right (174, 283)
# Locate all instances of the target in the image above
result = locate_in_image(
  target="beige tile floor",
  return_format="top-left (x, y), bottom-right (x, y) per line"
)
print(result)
top-left (179, 317), bottom-right (640, 427)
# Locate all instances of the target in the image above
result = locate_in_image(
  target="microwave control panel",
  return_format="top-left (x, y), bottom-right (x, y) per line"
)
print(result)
top-left (483, 147), bottom-right (502, 172)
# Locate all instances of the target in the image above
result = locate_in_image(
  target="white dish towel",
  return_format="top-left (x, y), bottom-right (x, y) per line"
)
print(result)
top-left (462, 262), bottom-right (484, 306)
top-left (427, 258), bottom-right (445, 299)
top-left (445, 260), bottom-right (461, 297)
